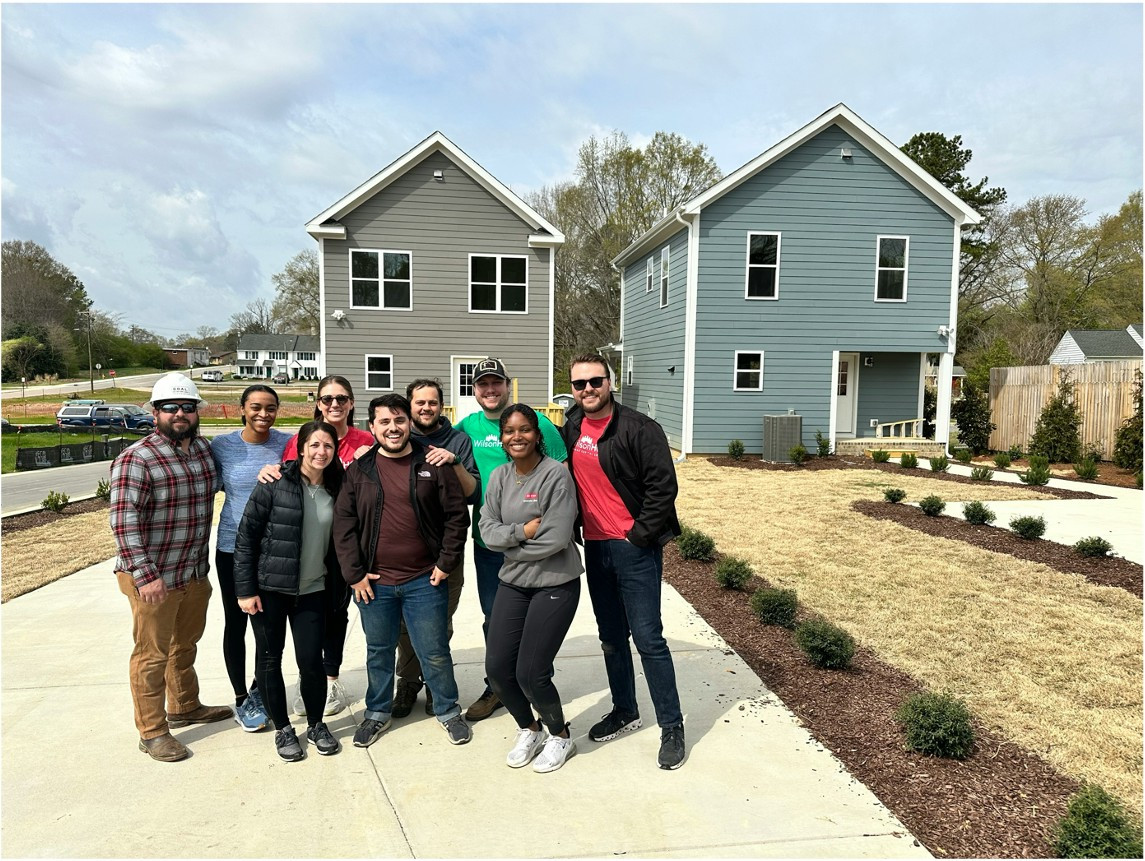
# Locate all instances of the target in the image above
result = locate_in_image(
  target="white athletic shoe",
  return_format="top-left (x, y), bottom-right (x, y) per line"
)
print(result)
top-left (506, 727), bottom-right (547, 768)
top-left (324, 679), bottom-right (349, 716)
top-left (532, 734), bottom-right (577, 773)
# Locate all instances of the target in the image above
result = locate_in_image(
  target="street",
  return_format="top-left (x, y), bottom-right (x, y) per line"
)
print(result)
top-left (0, 367), bottom-right (236, 402)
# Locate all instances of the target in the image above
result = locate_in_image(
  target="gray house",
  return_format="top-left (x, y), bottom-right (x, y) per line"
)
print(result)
top-left (611, 104), bottom-right (981, 456)
top-left (306, 132), bottom-right (563, 420)
top-left (1048, 325), bottom-right (1144, 364)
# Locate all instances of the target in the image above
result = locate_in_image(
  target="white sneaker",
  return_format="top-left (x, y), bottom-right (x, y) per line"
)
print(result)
top-left (506, 727), bottom-right (547, 768)
top-left (532, 734), bottom-right (576, 773)
top-left (324, 679), bottom-right (349, 716)
top-left (292, 683), bottom-right (306, 717)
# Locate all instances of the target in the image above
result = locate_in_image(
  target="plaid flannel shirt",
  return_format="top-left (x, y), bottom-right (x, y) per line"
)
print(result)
top-left (110, 432), bottom-right (218, 589)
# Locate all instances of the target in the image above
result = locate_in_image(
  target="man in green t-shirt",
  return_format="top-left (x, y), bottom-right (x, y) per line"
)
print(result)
top-left (456, 357), bottom-right (567, 721)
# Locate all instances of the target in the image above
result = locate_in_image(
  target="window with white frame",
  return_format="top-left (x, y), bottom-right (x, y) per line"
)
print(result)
top-left (365, 354), bottom-right (393, 390)
top-left (660, 247), bottom-right (670, 307)
top-left (269, 351), bottom-right (287, 360)
top-left (734, 351), bottom-right (764, 391)
top-left (297, 352), bottom-right (316, 362)
top-left (351, 249), bottom-right (412, 309)
top-left (470, 255), bottom-right (527, 313)
top-left (626, 355), bottom-right (634, 386)
top-left (242, 351), bottom-right (258, 360)
top-left (875, 236), bottom-right (908, 301)
top-left (645, 257), bottom-right (654, 293)
top-left (746, 232), bottom-right (780, 299)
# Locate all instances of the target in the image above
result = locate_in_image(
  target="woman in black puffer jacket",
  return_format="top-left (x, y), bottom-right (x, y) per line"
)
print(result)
top-left (234, 420), bottom-right (345, 763)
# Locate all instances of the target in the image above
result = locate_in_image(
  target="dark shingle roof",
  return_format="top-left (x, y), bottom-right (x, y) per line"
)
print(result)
top-left (1067, 329), bottom-right (1143, 358)
top-left (237, 333), bottom-right (320, 353)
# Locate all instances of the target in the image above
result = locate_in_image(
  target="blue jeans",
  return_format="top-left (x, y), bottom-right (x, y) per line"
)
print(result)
top-left (584, 539), bottom-right (682, 729)
top-left (355, 572), bottom-right (461, 724)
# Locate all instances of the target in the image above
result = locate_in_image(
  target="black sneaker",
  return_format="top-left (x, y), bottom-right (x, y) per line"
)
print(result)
top-left (275, 726), bottom-right (305, 762)
top-left (352, 717), bottom-right (391, 748)
top-left (589, 709), bottom-right (642, 742)
top-left (442, 715), bottom-right (472, 745)
top-left (424, 686), bottom-right (434, 716)
top-left (658, 724), bottom-right (686, 770)
top-left (392, 679), bottom-right (421, 719)
top-left (306, 721), bottom-right (341, 756)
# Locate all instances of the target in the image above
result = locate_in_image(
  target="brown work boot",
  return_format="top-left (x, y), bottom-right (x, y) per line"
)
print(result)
top-left (167, 704), bottom-right (233, 727)
top-left (392, 678), bottom-right (421, 719)
top-left (464, 689), bottom-right (502, 722)
top-left (138, 733), bottom-right (189, 762)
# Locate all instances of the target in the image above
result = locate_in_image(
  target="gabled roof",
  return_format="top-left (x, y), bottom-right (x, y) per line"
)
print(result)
top-left (614, 103), bottom-right (983, 267)
top-left (1064, 329), bottom-right (1143, 359)
top-left (238, 333), bottom-right (321, 353)
top-left (305, 131), bottom-right (564, 246)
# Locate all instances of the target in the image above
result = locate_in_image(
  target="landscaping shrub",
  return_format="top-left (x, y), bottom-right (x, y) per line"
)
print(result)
top-left (727, 439), bottom-right (745, 461)
top-left (41, 490), bottom-right (69, 513)
top-left (1074, 536), bottom-right (1113, 558)
top-left (870, 449), bottom-right (890, 463)
top-left (815, 430), bottom-right (831, 457)
top-left (953, 448), bottom-right (972, 464)
top-left (1051, 784), bottom-right (1143, 859)
top-left (1010, 515), bottom-right (1046, 540)
top-left (714, 556), bottom-right (753, 590)
top-left (883, 487), bottom-right (907, 503)
top-left (929, 454), bottom-right (950, 473)
top-left (950, 381), bottom-right (995, 454)
top-left (789, 444), bottom-right (808, 465)
top-left (899, 452), bottom-right (918, 469)
top-left (750, 587), bottom-right (798, 628)
top-left (970, 466), bottom-right (994, 481)
top-left (1073, 458), bottom-right (1099, 480)
top-left (1007, 443), bottom-right (1025, 460)
top-left (95, 477), bottom-right (112, 501)
top-left (1029, 373), bottom-right (1083, 464)
top-left (1112, 369), bottom-right (1143, 473)
top-left (676, 526), bottom-right (715, 561)
top-left (794, 619), bottom-right (855, 669)
top-left (992, 451), bottom-right (1012, 469)
top-left (894, 691), bottom-right (975, 759)
top-left (1019, 455), bottom-right (1051, 486)
top-left (919, 495), bottom-right (945, 516)
top-left (962, 500), bottom-right (996, 525)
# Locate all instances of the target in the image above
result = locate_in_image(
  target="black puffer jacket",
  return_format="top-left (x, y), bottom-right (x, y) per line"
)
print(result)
top-left (233, 459), bottom-right (341, 598)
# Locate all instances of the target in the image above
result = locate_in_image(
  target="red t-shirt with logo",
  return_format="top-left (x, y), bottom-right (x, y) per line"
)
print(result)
top-left (571, 414), bottom-right (634, 541)
top-left (283, 426), bottom-right (375, 467)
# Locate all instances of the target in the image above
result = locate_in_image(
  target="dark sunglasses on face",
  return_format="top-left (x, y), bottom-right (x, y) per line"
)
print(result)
top-left (570, 376), bottom-right (607, 391)
top-left (157, 402), bottom-right (198, 414)
top-left (318, 394), bottom-right (352, 406)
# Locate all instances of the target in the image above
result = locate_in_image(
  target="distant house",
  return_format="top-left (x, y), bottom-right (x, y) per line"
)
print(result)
top-left (1048, 325), bottom-right (1144, 364)
top-left (611, 103), bottom-right (981, 456)
top-left (925, 362), bottom-right (967, 399)
top-left (236, 334), bottom-right (321, 380)
top-left (305, 132), bottom-right (563, 421)
top-left (211, 350), bottom-right (236, 366)
top-left (163, 346), bottom-right (210, 368)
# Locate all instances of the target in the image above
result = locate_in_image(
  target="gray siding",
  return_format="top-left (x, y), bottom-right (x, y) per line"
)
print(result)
top-left (690, 124), bottom-right (956, 453)
top-left (321, 150), bottom-right (552, 406)
top-left (855, 352), bottom-right (923, 435)
top-left (619, 227), bottom-right (688, 449)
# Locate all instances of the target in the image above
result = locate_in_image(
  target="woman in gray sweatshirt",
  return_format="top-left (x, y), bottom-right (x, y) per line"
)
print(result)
top-left (479, 403), bottom-right (583, 773)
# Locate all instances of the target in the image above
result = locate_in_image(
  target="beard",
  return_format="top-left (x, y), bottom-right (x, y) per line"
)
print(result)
top-left (379, 433), bottom-right (409, 454)
top-left (159, 416), bottom-right (199, 442)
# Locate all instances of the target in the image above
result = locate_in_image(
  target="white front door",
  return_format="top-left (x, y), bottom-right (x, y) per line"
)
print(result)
top-left (834, 352), bottom-right (858, 435)
top-left (451, 356), bottom-right (482, 421)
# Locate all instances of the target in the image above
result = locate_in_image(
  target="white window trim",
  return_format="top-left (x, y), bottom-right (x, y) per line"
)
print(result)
top-left (733, 350), bottom-right (764, 391)
top-left (874, 235), bottom-right (909, 303)
top-left (626, 355), bottom-right (634, 387)
top-left (364, 354), bottom-right (394, 391)
top-left (645, 257), bottom-right (654, 293)
top-left (660, 247), bottom-right (670, 308)
top-left (468, 253), bottom-right (529, 314)
top-left (349, 248), bottom-right (414, 311)
top-left (744, 231), bottom-right (781, 301)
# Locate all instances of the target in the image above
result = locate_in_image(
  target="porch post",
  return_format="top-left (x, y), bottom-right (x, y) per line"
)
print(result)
top-left (935, 351), bottom-right (954, 448)
top-left (828, 350), bottom-right (840, 453)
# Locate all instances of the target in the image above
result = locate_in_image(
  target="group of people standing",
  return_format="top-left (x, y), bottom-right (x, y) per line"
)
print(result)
top-left (110, 352), bottom-right (686, 773)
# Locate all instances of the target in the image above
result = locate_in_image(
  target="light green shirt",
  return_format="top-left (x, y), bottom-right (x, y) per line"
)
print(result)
top-left (299, 483), bottom-right (333, 595)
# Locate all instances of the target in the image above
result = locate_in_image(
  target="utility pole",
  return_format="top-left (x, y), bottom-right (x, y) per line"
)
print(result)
top-left (76, 308), bottom-right (94, 393)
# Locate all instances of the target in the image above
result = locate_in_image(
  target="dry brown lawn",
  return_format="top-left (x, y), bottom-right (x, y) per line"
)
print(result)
top-left (676, 458), bottom-right (1143, 814)
top-left (1, 510), bottom-right (118, 602)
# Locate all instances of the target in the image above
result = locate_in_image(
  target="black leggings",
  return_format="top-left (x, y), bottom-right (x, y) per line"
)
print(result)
top-left (249, 589), bottom-right (327, 730)
top-left (323, 581), bottom-right (351, 679)
top-left (215, 550), bottom-right (256, 702)
top-left (485, 578), bottom-right (580, 736)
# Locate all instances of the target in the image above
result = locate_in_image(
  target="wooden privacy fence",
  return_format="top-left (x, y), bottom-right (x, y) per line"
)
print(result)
top-left (989, 360), bottom-right (1141, 460)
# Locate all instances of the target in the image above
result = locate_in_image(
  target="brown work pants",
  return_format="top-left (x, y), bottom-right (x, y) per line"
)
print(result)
top-left (117, 573), bottom-right (212, 739)
top-left (396, 562), bottom-right (464, 683)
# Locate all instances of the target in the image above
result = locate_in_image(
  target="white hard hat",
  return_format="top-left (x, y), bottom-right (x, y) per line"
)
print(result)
top-left (150, 373), bottom-right (207, 407)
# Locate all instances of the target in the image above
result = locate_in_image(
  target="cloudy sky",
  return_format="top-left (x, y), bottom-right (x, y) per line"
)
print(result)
top-left (2, 3), bottom-right (1141, 338)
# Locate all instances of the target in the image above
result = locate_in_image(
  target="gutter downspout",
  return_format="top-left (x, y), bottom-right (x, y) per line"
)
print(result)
top-left (675, 208), bottom-right (697, 458)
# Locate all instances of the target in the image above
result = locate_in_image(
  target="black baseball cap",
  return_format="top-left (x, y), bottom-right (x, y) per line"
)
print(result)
top-left (473, 357), bottom-right (509, 381)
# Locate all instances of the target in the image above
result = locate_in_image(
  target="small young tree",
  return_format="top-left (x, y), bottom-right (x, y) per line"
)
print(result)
top-left (1029, 373), bottom-right (1082, 464)
top-left (950, 382), bottom-right (995, 454)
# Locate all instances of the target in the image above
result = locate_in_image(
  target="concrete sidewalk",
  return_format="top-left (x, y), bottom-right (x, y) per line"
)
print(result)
top-left (1, 544), bottom-right (928, 858)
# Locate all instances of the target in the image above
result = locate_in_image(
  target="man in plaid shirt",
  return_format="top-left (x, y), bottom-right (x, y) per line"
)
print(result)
top-left (111, 373), bottom-right (231, 762)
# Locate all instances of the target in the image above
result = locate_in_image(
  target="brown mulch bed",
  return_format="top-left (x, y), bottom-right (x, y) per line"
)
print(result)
top-left (708, 455), bottom-right (1112, 500)
top-left (663, 543), bottom-right (1082, 858)
top-left (973, 457), bottom-right (1142, 490)
top-left (2, 497), bottom-right (109, 533)
top-left (853, 500), bottom-right (1143, 598)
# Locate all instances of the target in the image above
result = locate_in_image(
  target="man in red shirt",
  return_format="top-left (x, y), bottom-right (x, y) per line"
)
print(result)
top-left (560, 354), bottom-right (686, 769)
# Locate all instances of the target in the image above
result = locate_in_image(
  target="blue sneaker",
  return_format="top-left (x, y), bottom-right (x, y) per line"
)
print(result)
top-left (234, 694), bottom-right (267, 733)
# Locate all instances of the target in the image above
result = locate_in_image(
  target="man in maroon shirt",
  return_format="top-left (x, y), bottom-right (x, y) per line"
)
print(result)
top-left (332, 393), bottom-right (473, 748)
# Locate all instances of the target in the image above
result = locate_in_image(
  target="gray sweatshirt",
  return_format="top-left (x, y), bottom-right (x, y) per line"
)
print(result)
top-left (479, 456), bottom-right (583, 588)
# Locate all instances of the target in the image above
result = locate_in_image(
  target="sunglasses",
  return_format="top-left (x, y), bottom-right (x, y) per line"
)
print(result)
top-left (156, 402), bottom-right (198, 414)
top-left (570, 376), bottom-right (607, 391)
top-left (318, 394), bottom-right (352, 406)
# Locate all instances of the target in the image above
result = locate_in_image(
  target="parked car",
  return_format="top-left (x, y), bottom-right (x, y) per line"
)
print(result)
top-left (272, 373), bottom-right (290, 385)
top-left (201, 370), bottom-right (224, 382)
top-left (56, 403), bottom-right (156, 433)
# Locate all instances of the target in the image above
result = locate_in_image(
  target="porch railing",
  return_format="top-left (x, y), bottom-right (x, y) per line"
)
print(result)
top-left (875, 418), bottom-right (922, 438)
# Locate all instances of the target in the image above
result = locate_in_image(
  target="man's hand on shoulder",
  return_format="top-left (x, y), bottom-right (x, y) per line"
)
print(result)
top-left (423, 445), bottom-right (456, 467)
top-left (257, 463), bottom-right (282, 484)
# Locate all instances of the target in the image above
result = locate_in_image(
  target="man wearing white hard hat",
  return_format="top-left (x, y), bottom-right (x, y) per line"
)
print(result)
top-left (110, 373), bottom-right (231, 762)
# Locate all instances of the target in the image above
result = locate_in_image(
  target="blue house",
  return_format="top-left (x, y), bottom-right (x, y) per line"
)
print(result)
top-left (610, 104), bottom-right (981, 457)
